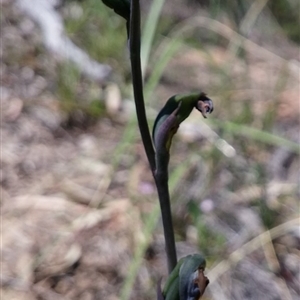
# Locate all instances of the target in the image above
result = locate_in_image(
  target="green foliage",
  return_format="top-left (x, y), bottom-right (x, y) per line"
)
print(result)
top-left (65, 0), bottom-right (127, 66)
top-left (56, 62), bottom-right (105, 123)
top-left (187, 201), bottom-right (226, 259)
top-left (268, 1), bottom-right (300, 43)
top-left (56, 62), bottom-right (80, 113)
top-left (198, 0), bottom-right (248, 28)
top-left (56, 0), bottom-right (130, 122)
top-left (201, 0), bottom-right (300, 43)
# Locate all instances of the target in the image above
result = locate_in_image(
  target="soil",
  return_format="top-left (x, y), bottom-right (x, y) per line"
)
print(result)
top-left (1, 1), bottom-right (299, 300)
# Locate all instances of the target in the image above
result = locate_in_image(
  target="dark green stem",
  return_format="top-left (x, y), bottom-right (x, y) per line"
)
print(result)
top-left (155, 150), bottom-right (177, 273)
top-left (129, 0), bottom-right (156, 172)
top-left (129, 0), bottom-right (177, 274)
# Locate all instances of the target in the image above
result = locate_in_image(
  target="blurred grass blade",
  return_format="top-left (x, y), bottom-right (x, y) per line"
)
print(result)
top-left (210, 120), bottom-right (300, 154)
top-left (145, 38), bottom-right (183, 100)
top-left (119, 159), bottom-right (191, 300)
top-left (208, 217), bottom-right (299, 283)
top-left (141, 0), bottom-right (165, 74)
top-left (119, 204), bottom-right (160, 300)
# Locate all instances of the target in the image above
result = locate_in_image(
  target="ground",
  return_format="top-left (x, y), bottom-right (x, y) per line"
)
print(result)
top-left (1, 0), bottom-right (300, 299)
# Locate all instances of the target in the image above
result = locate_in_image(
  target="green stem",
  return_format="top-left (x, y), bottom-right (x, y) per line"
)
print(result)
top-left (129, 0), bottom-right (177, 274)
top-left (129, 0), bottom-right (156, 172)
top-left (155, 149), bottom-right (178, 273)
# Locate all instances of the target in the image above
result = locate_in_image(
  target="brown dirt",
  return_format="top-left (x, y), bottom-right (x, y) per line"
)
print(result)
top-left (1, 1), bottom-right (300, 300)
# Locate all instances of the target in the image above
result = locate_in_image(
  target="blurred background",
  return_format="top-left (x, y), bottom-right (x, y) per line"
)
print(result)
top-left (1, 0), bottom-right (299, 299)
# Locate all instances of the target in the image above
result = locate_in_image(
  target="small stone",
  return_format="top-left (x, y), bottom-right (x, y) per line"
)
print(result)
top-left (3, 98), bottom-right (23, 122)
top-left (104, 83), bottom-right (122, 117)
top-left (200, 198), bottom-right (215, 213)
top-left (21, 66), bottom-right (34, 82)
